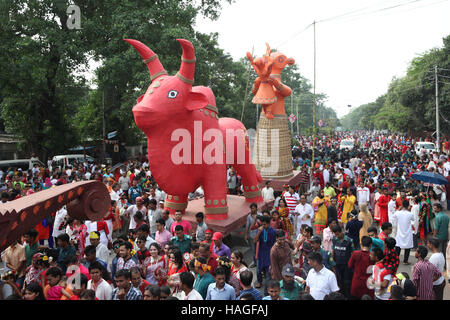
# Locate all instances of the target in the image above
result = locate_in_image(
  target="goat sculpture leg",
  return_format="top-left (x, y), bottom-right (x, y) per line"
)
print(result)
top-left (202, 166), bottom-right (228, 220)
top-left (164, 194), bottom-right (188, 215)
top-left (234, 163), bottom-right (263, 203)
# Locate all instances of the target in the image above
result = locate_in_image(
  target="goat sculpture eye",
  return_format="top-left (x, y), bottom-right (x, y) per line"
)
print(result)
top-left (168, 90), bottom-right (178, 99)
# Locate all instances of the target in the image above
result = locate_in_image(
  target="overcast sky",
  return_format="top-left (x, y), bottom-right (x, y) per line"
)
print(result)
top-left (194, 0), bottom-right (450, 118)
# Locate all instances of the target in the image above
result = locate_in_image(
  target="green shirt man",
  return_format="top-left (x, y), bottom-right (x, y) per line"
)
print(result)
top-left (433, 210), bottom-right (449, 240)
top-left (194, 272), bottom-right (215, 299)
top-left (170, 234), bottom-right (192, 254)
top-left (280, 279), bottom-right (304, 301)
top-left (25, 242), bottom-right (39, 267)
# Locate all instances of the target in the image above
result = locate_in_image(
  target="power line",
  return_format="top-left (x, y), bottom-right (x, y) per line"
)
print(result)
top-left (438, 74), bottom-right (450, 79)
top-left (319, 0), bottom-right (425, 24)
top-left (406, 68), bottom-right (434, 76)
top-left (328, 0), bottom-right (448, 24)
top-left (438, 81), bottom-right (450, 85)
top-left (391, 82), bottom-right (433, 92)
top-left (316, 1), bottom-right (392, 23)
top-left (275, 23), bottom-right (314, 48)
top-left (438, 67), bottom-right (450, 72)
top-left (276, 0), bottom-right (427, 47)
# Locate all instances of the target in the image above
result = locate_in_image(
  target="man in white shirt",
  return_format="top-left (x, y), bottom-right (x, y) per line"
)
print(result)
top-left (356, 182), bottom-right (370, 208)
top-left (147, 199), bottom-right (162, 238)
top-left (443, 159), bottom-right (450, 177)
top-left (118, 171), bottom-right (130, 194)
top-left (110, 183), bottom-right (120, 202)
top-left (52, 206), bottom-right (68, 239)
top-left (88, 231), bottom-right (110, 264)
top-left (126, 197), bottom-right (147, 230)
top-left (428, 159), bottom-right (437, 171)
top-left (87, 261), bottom-right (113, 300)
top-left (157, 188), bottom-right (167, 202)
top-left (411, 197), bottom-right (421, 248)
top-left (147, 188), bottom-right (161, 203)
top-left (305, 252), bottom-right (339, 300)
top-left (261, 181), bottom-right (275, 202)
top-left (393, 199), bottom-right (415, 264)
top-left (180, 271), bottom-right (203, 300)
top-left (427, 238), bottom-right (446, 300)
top-left (31, 164), bottom-right (41, 176)
top-left (343, 164), bottom-right (353, 179)
top-left (322, 165), bottom-right (330, 185)
top-left (295, 195), bottom-right (314, 238)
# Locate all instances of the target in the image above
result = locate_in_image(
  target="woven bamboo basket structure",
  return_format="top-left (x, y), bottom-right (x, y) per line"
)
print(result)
top-left (253, 113), bottom-right (293, 179)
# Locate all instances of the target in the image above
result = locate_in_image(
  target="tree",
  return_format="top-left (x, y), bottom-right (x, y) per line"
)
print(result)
top-left (0, 0), bottom-right (233, 160)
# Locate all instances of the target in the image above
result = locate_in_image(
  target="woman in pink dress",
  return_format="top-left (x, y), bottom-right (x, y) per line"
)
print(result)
top-left (374, 188), bottom-right (382, 223)
top-left (66, 218), bottom-right (87, 259)
top-left (142, 243), bottom-right (166, 285)
top-left (322, 218), bottom-right (337, 252)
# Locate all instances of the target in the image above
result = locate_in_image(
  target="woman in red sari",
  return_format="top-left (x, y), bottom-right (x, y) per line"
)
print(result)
top-left (167, 248), bottom-right (188, 296)
top-left (418, 194), bottom-right (433, 245)
top-left (275, 199), bottom-right (293, 238)
top-left (377, 188), bottom-right (390, 227)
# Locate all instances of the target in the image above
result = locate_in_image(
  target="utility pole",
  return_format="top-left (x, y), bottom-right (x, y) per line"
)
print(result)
top-left (102, 90), bottom-right (106, 162)
top-left (296, 100), bottom-right (299, 135)
top-left (435, 65), bottom-right (440, 152)
top-left (312, 21), bottom-right (316, 171)
top-left (290, 93), bottom-right (294, 136)
top-left (256, 104), bottom-right (259, 129)
top-left (241, 46), bottom-right (254, 122)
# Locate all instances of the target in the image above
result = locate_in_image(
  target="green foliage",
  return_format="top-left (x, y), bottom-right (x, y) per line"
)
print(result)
top-left (0, 0), bottom-right (339, 161)
top-left (0, 0), bottom-right (93, 159)
top-left (0, 0), bottom-right (232, 159)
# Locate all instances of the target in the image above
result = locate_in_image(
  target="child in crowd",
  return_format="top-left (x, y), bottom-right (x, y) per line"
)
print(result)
top-left (270, 210), bottom-right (286, 236)
top-left (136, 235), bottom-right (150, 265)
top-left (44, 267), bottom-right (72, 300)
top-left (24, 253), bottom-right (44, 287)
top-left (262, 279), bottom-right (289, 300)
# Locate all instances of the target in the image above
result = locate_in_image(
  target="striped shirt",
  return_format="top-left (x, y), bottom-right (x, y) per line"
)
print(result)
top-left (412, 259), bottom-right (441, 300)
top-left (284, 192), bottom-right (299, 213)
top-left (299, 172), bottom-right (310, 184)
top-left (111, 286), bottom-right (142, 300)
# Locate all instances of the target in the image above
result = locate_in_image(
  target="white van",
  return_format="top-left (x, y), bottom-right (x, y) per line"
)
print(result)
top-left (414, 142), bottom-right (437, 156)
top-left (339, 139), bottom-right (355, 150)
top-left (51, 154), bottom-right (95, 170)
top-left (0, 159), bottom-right (45, 171)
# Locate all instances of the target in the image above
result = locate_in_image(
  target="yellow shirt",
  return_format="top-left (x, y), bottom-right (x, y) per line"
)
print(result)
top-left (340, 195), bottom-right (356, 224)
top-left (312, 196), bottom-right (330, 226)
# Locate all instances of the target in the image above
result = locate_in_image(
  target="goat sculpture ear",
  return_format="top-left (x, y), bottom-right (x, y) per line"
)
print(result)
top-left (185, 91), bottom-right (209, 111)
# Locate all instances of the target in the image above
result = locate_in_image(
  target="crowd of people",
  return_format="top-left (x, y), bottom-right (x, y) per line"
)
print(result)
top-left (0, 131), bottom-right (449, 301)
